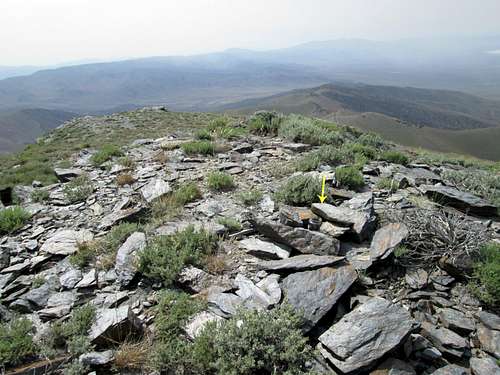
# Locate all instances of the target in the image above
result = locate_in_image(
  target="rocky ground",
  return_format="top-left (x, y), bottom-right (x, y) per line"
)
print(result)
top-left (0, 109), bottom-right (499, 375)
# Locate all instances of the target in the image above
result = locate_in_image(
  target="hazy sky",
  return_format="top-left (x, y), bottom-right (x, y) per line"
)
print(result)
top-left (1, 0), bottom-right (500, 66)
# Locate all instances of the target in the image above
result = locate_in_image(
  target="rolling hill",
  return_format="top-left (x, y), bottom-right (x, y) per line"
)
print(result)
top-left (220, 83), bottom-right (500, 160)
top-left (0, 108), bottom-right (77, 154)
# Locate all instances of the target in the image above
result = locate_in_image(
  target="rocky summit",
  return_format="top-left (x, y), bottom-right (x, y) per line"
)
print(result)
top-left (0, 109), bottom-right (499, 375)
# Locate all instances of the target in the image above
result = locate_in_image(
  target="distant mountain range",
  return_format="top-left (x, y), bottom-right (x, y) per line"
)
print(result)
top-left (221, 83), bottom-right (500, 160)
top-left (1, 35), bottom-right (500, 158)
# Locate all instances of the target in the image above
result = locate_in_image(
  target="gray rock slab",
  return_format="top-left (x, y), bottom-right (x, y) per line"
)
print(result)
top-left (370, 223), bottom-right (409, 261)
top-left (89, 306), bottom-right (142, 346)
top-left (115, 232), bottom-right (146, 287)
top-left (239, 237), bottom-right (290, 260)
top-left (478, 324), bottom-right (500, 358)
top-left (40, 229), bottom-right (94, 256)
top-left (250, 218), bottom-right (340, 255)
top-left (439, 308), bottom-right (475, 334)
top-left (318, 297), bottom-right (414, 374)
top-left (282, 265), bottom-right (357, 330)
top-left (140, 178), bottom-right (171, 203)
top-left (257, 254), bottom-right (344, 271)
top-left (421, 322), bottom-right (470, 358)
top-left (421, 185), bottom-right (497, 217)
top-left (470, 356), bottom-right (500, 375)
top-left (311, 203), bottom-right (375, 242)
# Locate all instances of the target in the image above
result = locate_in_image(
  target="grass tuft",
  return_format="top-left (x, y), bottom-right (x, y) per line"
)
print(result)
top-left (0, 206), bottom-right (30, 234)
top-left (206, 172), bottom-right (235, 191)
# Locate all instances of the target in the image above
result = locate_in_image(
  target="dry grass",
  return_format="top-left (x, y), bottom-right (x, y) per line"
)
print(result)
top-left (153, 151), bottom-right (169, 164)
top-left (116, 173), bottom-right (136, 186)
top-left (205, 254), bottom-right (227, 274)
top-left (114, 339), bottom-right (150, 371)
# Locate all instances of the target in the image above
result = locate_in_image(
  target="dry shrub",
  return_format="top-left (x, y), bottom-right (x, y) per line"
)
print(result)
top-left (390, 207), bottom-right (489, 268)
top-left (153, 151), bottom-right (169, 164)
top-left (114, 339), bottom-right (149, 371)
top-left (116, 173), bottom-right (136, 186)
top-left (205, 254), bottom-right (227, 274)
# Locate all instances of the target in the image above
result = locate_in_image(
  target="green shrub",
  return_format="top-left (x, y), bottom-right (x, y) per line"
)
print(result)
top-left (69, 241), bottom-right (99, 268)
top-left (473, 243), bottom-right (500, 306)
top-left (218, 217), bottom-right (242, 233)
top-left (150, 291), bottom-right (205, 373)
top-left (196, 304), bottom-right (313, 375)
top-left (357, 132), bottom-right (386, 148)
top-left (151, 182), bottom-right (202, 223)
top-left (335, 166), bottom-right (365, 191)
top-left (172, 182), bottom-right (203, 206)
top-left (278, 115), bottom-right (342, 146)
top-left (0, 206), bottom-right (30, 234)
top-left (139, 226), bottom-right (218, 285)
top-left (31, 189), bottom-right (50, 203)
top-left (376, 177), bottom-right (397, 192)
top-left (342, 142), bottom-right (378, 160)
top-left (195, 129), bottom-right (213, 141)
top-left (275, 175), bottom-right (322, 206)
top-left (206, 171), bottom-right (235, 191)
top-left (0, 317), bottom-right (37, 367)
top-left (248, 111), bottom-right (283, 136)
top-left (118, 156), bottom-right (136, 169)
top-left (91, 144), bottom-right (123, 166)
top-left (181, 141), bottom-right (215, 156)
top-left (237, 189), bottom-right (264, 206)
top-left (207, 117), bottom-right (230, 131)
top-left (379, 150), bottom-right (409, 165)
top-left (63, 174), bottom-right (93, 203)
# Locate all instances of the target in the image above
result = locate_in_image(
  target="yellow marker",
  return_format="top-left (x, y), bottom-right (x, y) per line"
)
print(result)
top-left (318, 175), bottom-right (327, 203)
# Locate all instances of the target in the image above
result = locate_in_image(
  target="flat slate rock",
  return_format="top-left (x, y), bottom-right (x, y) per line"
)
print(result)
top-left (421, 322), bottom-right (470, 358)
top-left (100, 206), bottom-right (146, 230)
top-left (439, 308), bottom-right (475, 334)
top-left (282, 265), bottom-right (357, 331)
top-left (239, 237), bottom-right (291, 260)
top-left (318, 297), bottom-right (414, 374)
top-left (478, 311), bottom-right (500, 331)
top-left (115, 232), bottom-right (146, 287)
top-left (311, 203), bottom-right (375, 242)
top-left (370, 223), bottom-right (408, 261)
top-left (140, 178), bottom-right (171, 203)
top-left (421, 185), bottom-right (497, 216)
top-left (470, 357), bottom-right (500, 375)
top-left (54, 168), bottom-right (84, 182)
top-left (89, 306), bottom-right (142, 346)
top-left (257, 254), bottom-right (344, 271)
top-left (477, 324), bottom-right (500, 358)
top-left (250, 217), bottom-right (340, 255)
top-left (40, 229), bottom-right (94, 255)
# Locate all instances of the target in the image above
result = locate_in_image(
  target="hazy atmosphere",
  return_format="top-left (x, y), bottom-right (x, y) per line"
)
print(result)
top-left (1, 1), bottom-right (500, 374)
top-left (2, 0), bottom-right (500, 65)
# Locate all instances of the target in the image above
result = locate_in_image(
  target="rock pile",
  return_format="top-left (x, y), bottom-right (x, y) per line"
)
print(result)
top-left (0, 109), bottom-right (499, 374)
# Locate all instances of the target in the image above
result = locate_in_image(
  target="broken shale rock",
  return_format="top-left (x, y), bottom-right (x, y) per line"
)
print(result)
top-left (250, 217), bottom-right (340, 255)
top-left (40, 229), bottom-right (94, 256)
top-left (89, 306), bottom-right (143, 347)
top-left (282, 265), bottom-right (357, 331)
top-left (239, 237), bottom-right (291, 260)
top-left (257, 254), bottom-right (344, 272)
top-left (318, 297), bottom-right (414, 374)
top-left (370, 222), bottom-right (409, 261)
top-left (115, 232), bottom-right (146, 287)
top-left (311, 201), bottom-right (375, 242)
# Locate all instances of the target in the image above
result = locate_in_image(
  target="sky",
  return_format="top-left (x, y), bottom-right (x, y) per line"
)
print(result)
top-left (1, 0), bottom-right (500, 66)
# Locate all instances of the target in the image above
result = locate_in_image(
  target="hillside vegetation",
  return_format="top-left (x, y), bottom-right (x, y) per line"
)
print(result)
top-left (222, 83), bottom-right (500, 160)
